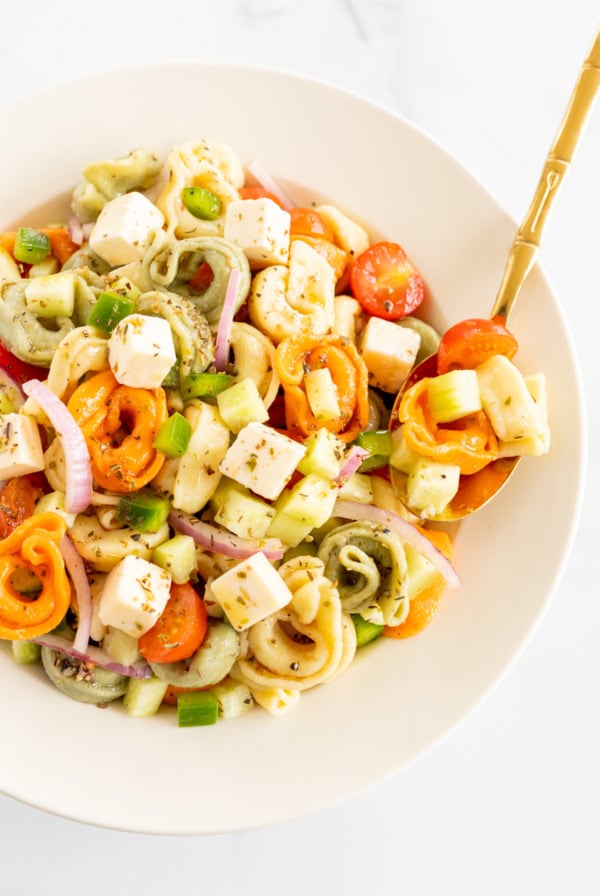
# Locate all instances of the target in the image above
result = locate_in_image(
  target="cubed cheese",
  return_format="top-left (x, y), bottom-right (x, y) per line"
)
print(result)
top-left (359, 317), bottom-right (420, 393)
top-left (97, 555), bottom-right (172, 637)
top-left (210, 551), bottom-right (293, 631)
top-left (0, 414), bottom-right (45, 479)
top-left (108, 313), bottom-right (176, 388)
top-left (224, 197), bottom-right (290, 268)
top-left (89, 191), bottom-right (164, 267)
top-left (218, 421), bottom-right (306, 500)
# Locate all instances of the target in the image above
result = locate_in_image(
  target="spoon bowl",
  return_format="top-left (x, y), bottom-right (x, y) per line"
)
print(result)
top-left (388, 28), bottom-right (600, 522)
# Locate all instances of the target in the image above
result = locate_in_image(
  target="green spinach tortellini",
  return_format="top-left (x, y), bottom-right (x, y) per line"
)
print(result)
top-left (317, 520), bottom-right (409, 627)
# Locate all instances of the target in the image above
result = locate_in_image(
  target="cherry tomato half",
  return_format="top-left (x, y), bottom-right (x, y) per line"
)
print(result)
top-left (349, 241), bottom-right (425, 321)
top-left (238, 186), bottom-right (285, 207)
top-left (436, 317), bottom-right (519, 374)
top-left (0, 475), bottom-right (45, 538)
top-left (289, 207), bottom-right (335, 242)
top-left (138, 582), bottom-right (208, 664)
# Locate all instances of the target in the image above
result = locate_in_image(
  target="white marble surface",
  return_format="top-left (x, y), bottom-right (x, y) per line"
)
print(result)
top-left (1, 1), bottom-right (599, 892)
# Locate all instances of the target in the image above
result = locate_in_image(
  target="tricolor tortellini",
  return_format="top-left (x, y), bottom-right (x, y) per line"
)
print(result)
top-left (228, 321), bottom-right (280, 409)
top-left (68, 507), bottom-right (170, 573)
top-left (142, 229), bottom-right (250, 327)
top-left (156, 139), bottom-right (244, 239)
top-left (247, 239), bottom-right (336, 344)
top-left (136, 289), bottom-right (214, 378)
top-left (0, 268), bottom-right (102, 367)
top-left (234, 556), bottom-right (357, 706)
top-left (71, 148), bottom-right (163, 223)
top-left (152, 400), bottom-right (230, 514)
top-left (317, 520), bottom-right (410, 627)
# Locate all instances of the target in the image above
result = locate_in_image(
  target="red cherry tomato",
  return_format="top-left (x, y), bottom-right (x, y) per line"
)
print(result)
top-left (0, 343), bottom-right (48, 385)
top-left (138, 582), bottom-right (208, 664)
top-left (349, 241), bottom-right (425, 321)
top-left (436, 317), bottom-right (519, 374)
top-left (289, 207), bottom-right (335, 242)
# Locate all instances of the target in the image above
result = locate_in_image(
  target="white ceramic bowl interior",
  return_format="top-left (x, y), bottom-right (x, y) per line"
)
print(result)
top-left (0, 63), bottom-right (584, 834)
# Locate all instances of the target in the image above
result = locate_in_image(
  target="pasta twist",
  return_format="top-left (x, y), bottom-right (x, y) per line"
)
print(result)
top-left (71, 148), bottom-right (163, 223)
top-left (142, 229), bottom-right (250, 327)
top-left (234, 556), bottom-right (356, 702)
top-left (317, 520), bottom-right (409, 627)
top-left (156, 139), bottom-right (244, 238)
top-left (68, 508), bottom-right (169, 573)
top-left (248, 239), bottom-right (335, 344)
top-left (229, 322), bottom-right (280, 409)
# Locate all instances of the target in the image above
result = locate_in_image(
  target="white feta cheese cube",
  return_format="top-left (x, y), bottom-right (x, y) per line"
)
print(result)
top-left (210, 551), bottom-right (293, 631)
top-left (97, 555), bottom-right (172, 637)
top-left (108, 313), bottom-right (176, 388)
top-left (219, 421), bottom-right (306, 500)
top-left (359, 317), bottom-right (420, 393)
top-left (0, 414), bottom-right (45, 479)
top-left (89, 191), bottom-right (164, 267)
top-left (224, 197), bottom-right (290, 268)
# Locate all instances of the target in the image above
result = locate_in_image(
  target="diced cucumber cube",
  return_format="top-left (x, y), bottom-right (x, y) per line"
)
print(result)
top-left (11, 640), bottom-right (41, 664)
top-left (102, 627), bottom-right (142, 667)
top-left (152, 534), bottom-right (198, 584)
top-left (406, 459), bottom-right (460, 517)
top-left (28, 256), bottom-right (59, 278)
top-left (426, 369), bottom-right (482, 423)
top-left (214, 486), bottom-right (275, 539)
top-left (297, 428), bottom-right (345, 479)
top-left (404, 544), bottom-right (441, 600)
top-left (337, 472), bottom-right (373, 504)
top-left (389, 425), bottom-right (421, 474)
top-left (24, 272), bottom-right (75, 318)
top-left (274, 474), bottom-right (338, 528)
top-left (213, 679), bottom-right (253, 719)
top-left (267, 505), bottom-right (314, 547)
top-left (123, 675), bottom-right (168, 718)
top-left (216, 377), bottom-right (269, 434)
top-left (304, 368), bottom-right (341, 421)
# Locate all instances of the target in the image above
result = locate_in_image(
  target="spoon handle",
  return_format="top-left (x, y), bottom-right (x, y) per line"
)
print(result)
top-left (490, 28), bottom-right (600, 321)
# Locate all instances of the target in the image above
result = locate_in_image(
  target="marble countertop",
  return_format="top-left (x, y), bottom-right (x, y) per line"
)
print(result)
top-left (1, 2), bottom-right (599, 893)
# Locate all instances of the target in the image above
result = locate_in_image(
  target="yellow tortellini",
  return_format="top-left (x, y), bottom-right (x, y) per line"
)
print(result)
top-left (71, 148), bottom-right (163, 223)
top-left (156, 139), bottom-right (244, 239)
top-left (233, 556), bottom-right (357, 711)
top-left (247, 239), bottom-right (336, 344)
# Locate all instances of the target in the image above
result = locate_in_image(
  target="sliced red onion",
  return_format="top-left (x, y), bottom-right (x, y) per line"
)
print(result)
top-left (22, 378), bottom-right (92, 513)
top-left (60, 534), bottom-right (92, 655)
top-left (67, 215), bottom-right (85, 246)
top-left (169, 509), bottom-right (285, 561)
top-left (334, 499), bottom-right (461, 589)
top-left (32, 633), bottom-right (152, 679)
top-left (0, 367), bottom-right (25, 408)
top-left (214, 268), bottom-right (242, 371)
top-left (245, 159), bottom-right (295, 211)
top-left (336, 445), bottom-right (369, 485)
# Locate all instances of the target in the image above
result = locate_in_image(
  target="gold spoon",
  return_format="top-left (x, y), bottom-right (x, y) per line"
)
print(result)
top-left (389, 27), bottom-right (600, 522)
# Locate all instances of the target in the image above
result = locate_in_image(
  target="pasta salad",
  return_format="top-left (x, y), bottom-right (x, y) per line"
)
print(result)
top-left (0, 139), bottom-right (550, 725)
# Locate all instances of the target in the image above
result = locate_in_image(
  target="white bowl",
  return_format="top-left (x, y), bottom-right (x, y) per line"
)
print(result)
top-left (0, 63), bottom-right (584, 834)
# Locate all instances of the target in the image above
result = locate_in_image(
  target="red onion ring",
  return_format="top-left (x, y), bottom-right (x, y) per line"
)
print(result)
top-left (32, 633), bottom-right (152, 679)
top-left (334, 499), bottom-right (461, 589)
top-left (60, 534), bottom-right (92, 654)
top-left (336, 446), bottom-right (369, 485)
top-left (22, 378), bottom-right (92, 513)
top-left (169, 509), bottom-right (285, 561)
top-left (67, 215), bottom-right (85, 247)
top-left (214, 268), bottom-right (242, 372)
top-left (245, 159), bottom-right (295, 211)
